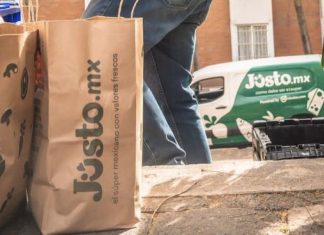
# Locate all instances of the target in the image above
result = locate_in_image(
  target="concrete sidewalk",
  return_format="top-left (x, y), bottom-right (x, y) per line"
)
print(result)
top-left (2, 149), bottom-right (324, 235)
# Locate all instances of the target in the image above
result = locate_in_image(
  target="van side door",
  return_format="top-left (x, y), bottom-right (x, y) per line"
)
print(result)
top-left (191, 76), bottom-right (232, 146)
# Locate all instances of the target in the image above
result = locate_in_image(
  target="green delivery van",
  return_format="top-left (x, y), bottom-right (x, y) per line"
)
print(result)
top-left (191, 55), bottom-right (324, 148)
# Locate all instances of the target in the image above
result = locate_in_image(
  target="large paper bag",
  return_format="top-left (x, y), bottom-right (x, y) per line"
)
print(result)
top-left (0, 23), bottom-right (36, 227)
top-left (29, 18), bottom-right (143, 234)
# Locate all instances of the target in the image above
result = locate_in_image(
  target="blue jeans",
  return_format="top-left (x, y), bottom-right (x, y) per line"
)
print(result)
top-left (83, 0), bottom-right (212, 165)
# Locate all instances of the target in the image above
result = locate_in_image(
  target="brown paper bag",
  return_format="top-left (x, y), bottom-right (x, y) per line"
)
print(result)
top-left (0, 23), bottom-right (36, 227)
top-left (29, 17), bottom-right (143, 234)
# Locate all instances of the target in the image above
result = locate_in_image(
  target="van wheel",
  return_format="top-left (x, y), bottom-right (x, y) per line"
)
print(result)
top-left (290, 113), bottom-right (315, 119)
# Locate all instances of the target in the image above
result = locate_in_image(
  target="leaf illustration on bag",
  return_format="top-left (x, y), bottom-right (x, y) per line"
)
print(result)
top-left (1, 109), bottom-right (12, 126)
top-left (0, 188), bottom-right (15, 214)
top-left (3, 63), bottom-right (18, 78)
top-left (0, 155), bottom-right (5, 177)
top-left (21, 68), bottom-right (29, 99)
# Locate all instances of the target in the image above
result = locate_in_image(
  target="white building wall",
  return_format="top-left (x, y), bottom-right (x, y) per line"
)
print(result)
top-left (229, 0), bottom-right (275, 60)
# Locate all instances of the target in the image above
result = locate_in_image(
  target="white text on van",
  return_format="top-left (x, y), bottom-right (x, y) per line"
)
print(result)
top-left (245, 71), bottom-right (311, 89)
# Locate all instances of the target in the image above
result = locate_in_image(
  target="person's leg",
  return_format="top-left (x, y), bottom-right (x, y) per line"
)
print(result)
top-left (143, 1), bottom-right (213, 163)
top-left (83, 0), bottom-right (212, 164)
top-left (145, 46), bottom-right (212, 164)
top-left (83, 0), bottom-right (186, 165)
top-left (83, 0), bottom-right (210, 53)
top-left (148, 48), bottom-right (212, 164)
top-left (156, 6), bottom-right (212, 164)
top-left (142, 82), bottom-right (186, 165)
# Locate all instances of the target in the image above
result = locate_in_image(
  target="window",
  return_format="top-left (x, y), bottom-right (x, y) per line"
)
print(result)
top-left (237, 25), bottom-right (268, 60)
top-left (191, 77), bottom-right (224, 104)
top-left (230, 0), bottom-right (274, 60)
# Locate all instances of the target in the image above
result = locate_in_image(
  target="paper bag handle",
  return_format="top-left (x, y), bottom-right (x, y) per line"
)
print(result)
top-left (19, 0), bottom-right (39, 23)
top-left (118, 0), bottom-right (140, 18)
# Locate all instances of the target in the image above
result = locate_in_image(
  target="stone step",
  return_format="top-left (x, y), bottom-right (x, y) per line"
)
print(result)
top-left (142, 159), bottom-right (324, 197)
top-left (2, 157), bottom-right (324, 235)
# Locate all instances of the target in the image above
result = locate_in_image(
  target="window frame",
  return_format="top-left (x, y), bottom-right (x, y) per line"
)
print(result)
top-left (237, 24), bottom-right (269, 61)
top-left (231, 23), bottom-right (275, 61)
top-left (229, 0), bottom-right (275, 61)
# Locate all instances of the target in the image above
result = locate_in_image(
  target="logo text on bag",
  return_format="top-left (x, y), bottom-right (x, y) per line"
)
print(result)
top-left (112, 53), bottom-right (120, 205)
top-left (75, 60), bottom-right (104, 202)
